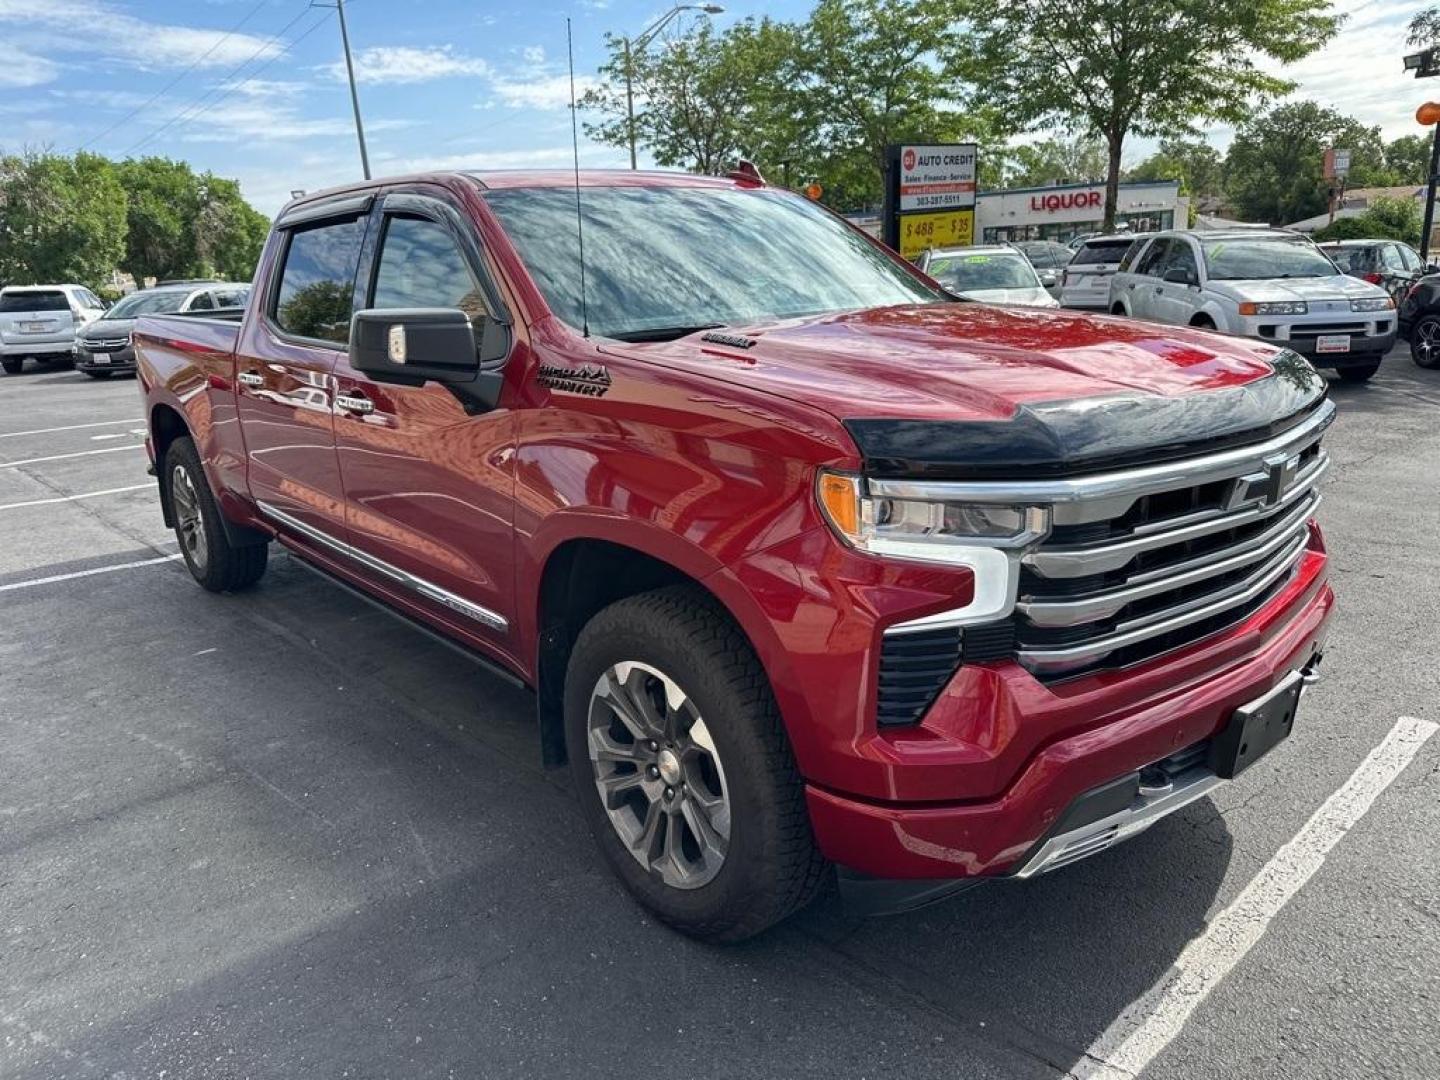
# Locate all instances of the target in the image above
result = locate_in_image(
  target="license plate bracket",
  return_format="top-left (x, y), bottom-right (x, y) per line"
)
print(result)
top-left (1208, 672), bottom-right (1303, 779)
top-left (1316, 334), bottom-right (1351, 354)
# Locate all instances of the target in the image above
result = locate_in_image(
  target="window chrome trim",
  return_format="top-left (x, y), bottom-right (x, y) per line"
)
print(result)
top-left (256, 500), bottom-right (508, 633)
top-left (867, 399), bottom-right (1334, 507)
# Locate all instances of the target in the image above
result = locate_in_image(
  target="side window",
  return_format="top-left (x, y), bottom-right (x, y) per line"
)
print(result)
top-left (188, 291), bottom-right (214, 311)
top-left (370, 214), bottom-right (487, 320)
top-left (1169, 241), bottom-right (1198, 279)
top-left (1380, 244), bottom-right (1407, 272)
top-left (1398, 244), bottom-right (1423, 272)
top-left (214, 288), bottom-right (247, 308)
top-left (1135, 239), bottom-right (1171, 277)
top-left (272, 216), bottom-right (367, 344)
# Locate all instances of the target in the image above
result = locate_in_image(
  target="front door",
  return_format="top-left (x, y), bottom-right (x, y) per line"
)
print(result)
top-left (235, 208), bottom-right (369, 544)
top-left (330, 192), bottom-right (517, 656)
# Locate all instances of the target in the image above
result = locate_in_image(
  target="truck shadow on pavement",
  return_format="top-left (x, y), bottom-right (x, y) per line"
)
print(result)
top-left (9, 555), bottom-right (1235, 1080)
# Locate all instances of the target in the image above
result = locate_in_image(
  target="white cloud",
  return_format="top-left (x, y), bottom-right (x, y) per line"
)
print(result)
top-left (0, 45), bottom-right (59, 87)
top-left (522, 45), bottom-right (546, 65)
top-left (489, 73), bottom-right (597, 110)
top-left (0, 0), bottom-right (282, 70)
top-left (1283, 7), bottom-right (1426, 140)
top-left (326, 46), bottom-right (491, 85)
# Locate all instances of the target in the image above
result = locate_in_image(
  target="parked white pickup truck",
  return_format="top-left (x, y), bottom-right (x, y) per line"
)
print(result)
top-left (1108, 229), bottom-right (1397, 382)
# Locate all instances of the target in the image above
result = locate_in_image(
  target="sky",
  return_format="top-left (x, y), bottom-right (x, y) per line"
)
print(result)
top-left (0, 0), bottom-right (1427, 216)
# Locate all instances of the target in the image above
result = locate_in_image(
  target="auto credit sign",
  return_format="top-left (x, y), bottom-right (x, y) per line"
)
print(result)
top-left (898, 144), bottom-right (978, 212)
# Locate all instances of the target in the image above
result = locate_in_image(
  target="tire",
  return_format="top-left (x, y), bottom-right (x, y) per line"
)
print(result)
top-left (1337, 362), bottom-right (1381, 383)
top-left (84, 370), bottom-right (113, 380)
top-left (1110, 303), bottom-right (1126, 316)
top-left (164, 436), bottom-right (268, 592)
top-left (1, 357), bottom-right (22, 375)
top-left (1190, 315), bottom-right (1216, 330)
top-left (1410, 315), bottom-right (1440, 369)
top-left (564, 585), bottom-right (826, 942)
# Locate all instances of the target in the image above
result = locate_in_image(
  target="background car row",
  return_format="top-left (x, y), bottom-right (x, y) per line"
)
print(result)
top-left (0, 280), bottom-right (249, 377)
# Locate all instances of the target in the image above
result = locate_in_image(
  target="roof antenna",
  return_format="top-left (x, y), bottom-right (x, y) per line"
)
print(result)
top-left (566, 17), bottom-right (590, 338)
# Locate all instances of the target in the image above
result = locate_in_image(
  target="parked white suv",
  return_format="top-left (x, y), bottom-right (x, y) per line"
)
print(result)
top-left (1059, 234), bottom-right (1149, 310)
top-left (0, 284), bottom-right (108, 375)
top-left (1108, 230), bottom-right (1397, 382)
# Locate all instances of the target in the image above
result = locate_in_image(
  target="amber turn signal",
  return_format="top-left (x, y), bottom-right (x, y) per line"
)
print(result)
top-left (817, 472), bottom-right (861, 538)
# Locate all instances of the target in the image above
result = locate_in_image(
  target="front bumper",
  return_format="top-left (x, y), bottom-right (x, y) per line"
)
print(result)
top-left (1240, 314), bottom-right (1396, 365)
top-left (804, 544), bottom-right (1333, 883)
top-left (74, 344), bottom-right (136, 371)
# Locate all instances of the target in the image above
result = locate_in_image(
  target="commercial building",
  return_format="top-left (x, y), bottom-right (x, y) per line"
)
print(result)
top-left (975, 180), bottom-right (1189, 244)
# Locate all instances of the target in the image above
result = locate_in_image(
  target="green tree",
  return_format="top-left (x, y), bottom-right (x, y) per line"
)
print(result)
top-left (1005, 135), bottom-right (1107, 187)
top-left (1127, 137), bottom-right (1223, 197)
top-left (1311, 197), bottom-right (1422, 245)
top-left (1409, 6), bottom-right (1440, 47)
top-left (0, 151), bottom-right (126, 290)
top-left (958, 0), bottom-right (1342, 230)
top-left (193, 173), bottom-right (269, 283)
top-left (1386, 134), bottom-right (1431, 185)
top-left (114, 157), bottom-right (201, 284)
top-left (1226, 103), bottom-right (1399, 225)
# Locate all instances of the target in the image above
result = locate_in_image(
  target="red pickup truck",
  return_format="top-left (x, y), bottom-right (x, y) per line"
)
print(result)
top-left (135, 170), bottom-right (1333, 941)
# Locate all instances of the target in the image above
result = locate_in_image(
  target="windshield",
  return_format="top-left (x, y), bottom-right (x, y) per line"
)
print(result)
top-left (485, 186), bottom-right (945, 340)
top-left (928, 251), bottom-right (1039, 292)
top-left (0, 290), bottom-right (67, 313)
top-left (107, 291), bottom-right (189, 318)
top-left (1202, 237), bottom-right (1338, 281)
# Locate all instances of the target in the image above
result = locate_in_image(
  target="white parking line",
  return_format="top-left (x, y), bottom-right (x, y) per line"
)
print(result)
top-left (0, 445), bottom-right (144, 469)
top-left (0, 554), bottom-right (182, 593)
top-left (0, 484), bottom-right (153, 512)
top-left (1071, 715), bottom-right (1439, 1079)
top-left (0, 418), bottom-right (144, 439)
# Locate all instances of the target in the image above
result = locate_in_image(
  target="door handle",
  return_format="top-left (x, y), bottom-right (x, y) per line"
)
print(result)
top-left (335, 392), bottom-right (374, 415)
top-left (237, 370), bottom-right (264, 387)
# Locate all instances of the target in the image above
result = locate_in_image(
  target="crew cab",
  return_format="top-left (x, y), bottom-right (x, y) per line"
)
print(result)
top-left (1109, 229), bottom-right (1396, 382)
top-left (134, 170), bottom-right (1334, 941)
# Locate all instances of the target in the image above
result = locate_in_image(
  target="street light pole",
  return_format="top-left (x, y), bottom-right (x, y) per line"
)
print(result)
top-left (1420, 103), bottom-right (1440, 262)
top-left (621, 4), bottom-right (723, 170)
top-left (313, 0), bottom-right (371, 180)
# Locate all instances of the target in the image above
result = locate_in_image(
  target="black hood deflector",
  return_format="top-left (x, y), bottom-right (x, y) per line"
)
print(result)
top-left (844, 353), bottom-right (1327, 480)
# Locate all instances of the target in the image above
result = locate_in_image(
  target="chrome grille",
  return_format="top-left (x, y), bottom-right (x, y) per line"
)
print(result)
top-left (1014, 415), bottom-right (1329, 680)
top-left (82, 335), bottom-right (130, 350)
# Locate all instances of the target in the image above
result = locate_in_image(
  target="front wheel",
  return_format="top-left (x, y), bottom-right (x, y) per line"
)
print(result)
top-left (165, 436), bottom-right (268, 592)
top-left (1410, 316), bottom-right (1440, 368)
top-left (564, 586), bottom-right (826, 942)
top-left (1337, 362), bottom-right (1381, 383)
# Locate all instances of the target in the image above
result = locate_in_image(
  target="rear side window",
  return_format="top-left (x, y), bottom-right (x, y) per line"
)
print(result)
top-left (272, 216), bottom-right (367, 344)
top-left (1117, 239), bottom-right (1149, 272)
top-left (0, 290), bottom-right (68, 312)
top-left (213, 288), bottom-right (249, 308)
top-left (1134, 240), bottom-right (1171, 277)
top-left (1071, 240), bottom-right (1132, 266)
top-left (188, 292), bottom-right (214, 311)
top-left (1398, 244), bottom-right (1422, 272)
top-left (370, 216), bottom-right (485, 316)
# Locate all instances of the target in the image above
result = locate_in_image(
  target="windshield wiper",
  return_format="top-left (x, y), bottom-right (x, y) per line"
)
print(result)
top-left (609, 323), bottom-right (725, 343)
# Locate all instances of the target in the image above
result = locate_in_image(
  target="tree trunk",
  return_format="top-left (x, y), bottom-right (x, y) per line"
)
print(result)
top-left (1104, 129), bottom-right (1123, 231)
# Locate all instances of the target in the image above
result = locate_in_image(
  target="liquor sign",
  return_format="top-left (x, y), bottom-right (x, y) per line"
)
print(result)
top-left (884, 143), bottom-right (978, 257)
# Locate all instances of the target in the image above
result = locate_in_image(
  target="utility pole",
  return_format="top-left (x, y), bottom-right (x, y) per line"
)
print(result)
top-left (314, 0), bottom-right (370, 180)
top-left (621, 4), bottom-right (723, 170)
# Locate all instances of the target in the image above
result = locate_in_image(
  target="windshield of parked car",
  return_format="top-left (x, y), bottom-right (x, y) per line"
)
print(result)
top-left (0, 290), bottom-right (68, 312)
top-left (1070, 240), bottom-right (1135, 266)
top-left (1202, 237), bottom-right (1339, 280)
top-left (485, 186), bottom-right (946, 340)
top-left (106, 291), bottom-right (190, 318)
top-left (927, 251), bottom-right (1040, 292)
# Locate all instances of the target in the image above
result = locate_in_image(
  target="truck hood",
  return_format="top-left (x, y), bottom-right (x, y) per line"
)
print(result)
top-left (1205, 275), bottom-right (1388, 304)
top-left (610, 303), bottom-right (1327, 477)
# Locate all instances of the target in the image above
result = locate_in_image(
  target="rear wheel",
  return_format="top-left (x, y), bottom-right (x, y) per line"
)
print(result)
top-left (1337, 362), bottom-right (1381, 383)
top-left (1410, 315), bottom-right (1440, 368)
top-left (564, 585), bottom-right (825, 942)
top-left (165, 436), bottom-right (268, 592)
top-left (1, 357), bottom-right (22, 375)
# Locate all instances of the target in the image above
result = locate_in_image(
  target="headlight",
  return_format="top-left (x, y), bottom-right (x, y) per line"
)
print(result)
top-left (817, 472), bottom-right (1050, 623)
top-left (1350, 296), bottom-right (1394, 312)
top-left (1238, 301), bottom-right (1308, 316)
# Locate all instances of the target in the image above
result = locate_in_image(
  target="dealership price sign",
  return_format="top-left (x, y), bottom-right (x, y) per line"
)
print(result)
top-left (898, 209), bottom-right (975, 259)
top-left (883, 142), bottom-right (979, 258)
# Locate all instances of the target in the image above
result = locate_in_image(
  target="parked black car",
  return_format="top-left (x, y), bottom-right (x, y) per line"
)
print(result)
top-left (1398, 273), bottom-right (1440, 369)
top-left (1318, 239), bottom-right (1429, 299)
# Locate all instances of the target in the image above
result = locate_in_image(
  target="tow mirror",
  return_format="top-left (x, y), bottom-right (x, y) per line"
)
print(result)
top-left (1163, 268), bottom-right (1197, 286)
top-left (349, 307), bottom-right (509, 412)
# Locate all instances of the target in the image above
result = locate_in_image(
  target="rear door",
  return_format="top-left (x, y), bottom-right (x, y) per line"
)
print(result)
top-left (1122, 239), bottom-right (1169, 318)
top-left (329, 190), bottom-right (518, 652)
top-left (1151, 239), bottom-right (1202, 325)
top-left (235, 200), bottom-right (370, 543)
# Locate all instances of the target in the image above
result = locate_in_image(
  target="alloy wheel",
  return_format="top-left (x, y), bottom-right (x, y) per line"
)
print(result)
top-left (1415, 319), bottom-right (1440, 367)
top-left (586, 661), bottom-right (731, 890)
top-left (171, 463), bottom-right (208, 570)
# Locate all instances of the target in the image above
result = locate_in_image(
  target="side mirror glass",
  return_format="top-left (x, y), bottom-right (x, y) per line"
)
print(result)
top-left (1163, 268), bottom-right (1196, 286)
top-left (350, 307), bottom-right (508, 412)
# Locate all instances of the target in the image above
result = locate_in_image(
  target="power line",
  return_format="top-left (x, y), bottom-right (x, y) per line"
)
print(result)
top-left (118, 3), bottom-right (328, 159)
top-left (73, 0), bottom-right (272, 153)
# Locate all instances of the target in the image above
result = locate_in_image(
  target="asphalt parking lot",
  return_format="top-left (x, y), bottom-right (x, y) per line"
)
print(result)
top-left (2, 347), bottom-right (1438, 1080)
